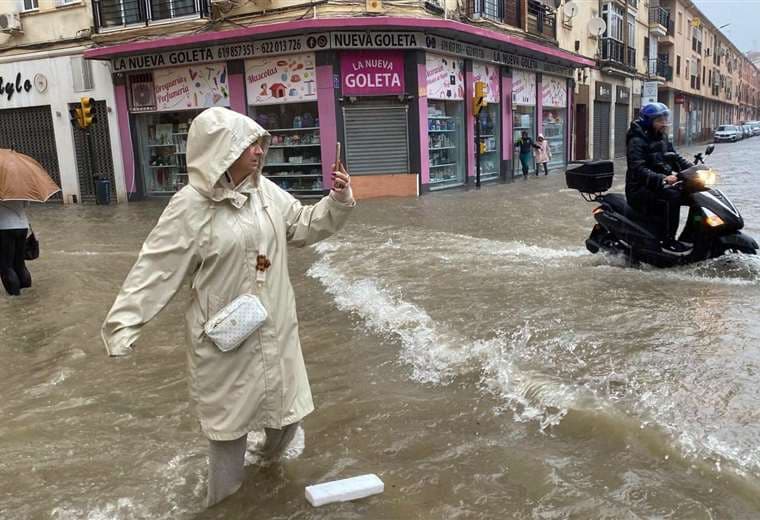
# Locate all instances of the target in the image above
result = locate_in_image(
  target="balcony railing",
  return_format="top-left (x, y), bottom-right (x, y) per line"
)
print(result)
top-left (649, 58), bottom-right (673, 80)
top-left (527, 0), bottom-right (556, 40)
top-left (627, 46), bottom-right (636, 68)
top-left (93, 0), bottom-right (209, 31)
top-left (649, 6), bottom-right (670, 29)
top-left (466, 0), bottom-right (520, 28)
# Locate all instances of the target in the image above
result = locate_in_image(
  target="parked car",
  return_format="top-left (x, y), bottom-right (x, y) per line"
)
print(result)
top-left (750, 121), bottom-right (760, 136)
top-left (743, 124), bottom-right (754, 138)
top-left (714, 125), bottom-right (741, 142)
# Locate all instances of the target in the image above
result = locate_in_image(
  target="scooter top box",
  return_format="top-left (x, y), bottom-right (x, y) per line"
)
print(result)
top-left (566, 160), bottom-right (614, 193)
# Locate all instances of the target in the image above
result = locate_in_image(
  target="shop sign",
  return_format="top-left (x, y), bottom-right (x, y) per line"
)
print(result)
top-left (340, 50), bottom-right (405, 96)
top-left (472, 61), bottom-right (499, 103)
top-left (153, 63), bottom-right (230, 111)
top-left (0, 72), bottom-right (34, 102)
top-left (596, 81), bottom-right (612, 102)
top-left (641, 81), bottom-right (658, 105)
top-left (424, 34), bottom-right (573, 78)
top-left (542, 74), bottom-right (567, 107)
top-left (111, 35), bottom-right (330, 73)
top-left (675, 94), bottom-right (686, 104)
top-left (616, 86), bottom-right (630, 104)
top-left (425, 53), bottom-right (464, 101)
top-left (245, 52), bottom-right (317, 105)
top-left (512, 70), bottom-right (537, 106)
top-left (331, 32), bottom-right (422, 50)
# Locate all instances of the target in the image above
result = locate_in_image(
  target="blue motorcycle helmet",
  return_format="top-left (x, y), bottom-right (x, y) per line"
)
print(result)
top-left (638, 102), bottom-right (671, 128)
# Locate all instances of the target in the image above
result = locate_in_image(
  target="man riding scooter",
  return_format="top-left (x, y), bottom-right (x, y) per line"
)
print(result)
top-left (625, 102), bottom-right (693, 254)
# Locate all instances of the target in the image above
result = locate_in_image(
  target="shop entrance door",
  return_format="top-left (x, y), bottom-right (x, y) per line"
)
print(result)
top-left (0, 106), bottom-right (62, 200)
top-left (71, 100), bottom-right (117, 203)
top-left (574, 104), bottom-right (587, 160)
top-left (343, 102), bottom-right (409, 176)
top-left (614, 104), bottom-right (629, 157)
top-left (593, 101), bottom-right (611, 160)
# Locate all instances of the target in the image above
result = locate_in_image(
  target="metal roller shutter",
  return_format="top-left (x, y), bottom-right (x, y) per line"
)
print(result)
top-left (71, 100), bottom-right (117, 203)
top-left (614, 105), bottom-right (629, 157)
top-left (593, 101), bottom-right (611, 160)
top-left (0, 106), bottom-right (62, 200)
top-left (343, 104), bottom-right (409, 175)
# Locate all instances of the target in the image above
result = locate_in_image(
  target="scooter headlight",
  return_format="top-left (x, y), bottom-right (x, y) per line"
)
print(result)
top-left (695, 168), bottom-right (718, 187)
top-left (703, 207), bottom-right (725, 227)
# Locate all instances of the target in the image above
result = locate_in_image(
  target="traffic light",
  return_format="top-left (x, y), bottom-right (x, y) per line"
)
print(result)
top-left (80, 97), bottom-right (95, 128)
top-left (472, 80), bottom-right (488, 116)
top-left (70, 105), bottom-right (84, 128)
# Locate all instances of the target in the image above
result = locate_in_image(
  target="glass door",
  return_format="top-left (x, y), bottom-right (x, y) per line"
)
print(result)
top-left (428, 100), bottom-right (465, 188)
top-left (512, 106), bottom-right (535, 177)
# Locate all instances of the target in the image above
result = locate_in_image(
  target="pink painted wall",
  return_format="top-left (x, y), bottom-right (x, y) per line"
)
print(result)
top-left (114, 82), bottom-right (136, 196)
top-left (502, 73), bottom-right (513, 162)
top-left (228, 70), bottom-right (246, 114)
top-left (567, 83), bottom-right (574, 162)
top-left (536, 75), bottom-right (543, 136)
top-left (418, 62), bottom-right (430, 186)
top-left (317, 63), bottom-right (337, 189)
top-left (465, 67), bottom-right (475, 179)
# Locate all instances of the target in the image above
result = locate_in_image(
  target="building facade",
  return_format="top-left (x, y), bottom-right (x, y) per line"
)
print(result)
top-left (83, 0), bottom-right (596, 200)
top-left (0, 0), bottom-right (126, 204)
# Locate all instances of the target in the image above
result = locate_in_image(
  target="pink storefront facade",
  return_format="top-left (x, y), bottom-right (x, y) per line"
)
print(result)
top-left (85, 18), bottom-right (594, 200)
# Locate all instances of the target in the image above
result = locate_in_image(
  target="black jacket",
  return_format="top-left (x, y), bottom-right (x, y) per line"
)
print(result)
top-left (625, 120), bottom-right (692, 202)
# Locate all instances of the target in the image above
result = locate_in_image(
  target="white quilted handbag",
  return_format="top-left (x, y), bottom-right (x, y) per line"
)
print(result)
top-left (204, 294), bottom-right (268, 352)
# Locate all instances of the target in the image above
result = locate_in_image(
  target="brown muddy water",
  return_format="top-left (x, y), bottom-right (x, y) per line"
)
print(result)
top-left (3, 141), bottom-right (760, 519)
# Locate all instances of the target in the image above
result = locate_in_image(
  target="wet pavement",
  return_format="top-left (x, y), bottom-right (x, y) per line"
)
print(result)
top-left (2, 139), bottom-right (760, 519)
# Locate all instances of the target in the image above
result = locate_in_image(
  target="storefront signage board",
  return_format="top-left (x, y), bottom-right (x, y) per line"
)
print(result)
top-left (153, 63), bottom-right (230, 112)
top-left (111, 32), bottom-right (575, 78)
top-left (340, 50), bottom-right (405, 96)
top-left (472, 61), bottom-right (499, 103)
top-left (245, 52), bottom-right (317, 105)
top-left (542, 74), bottom-right (567, 107)
top-left (596, 82), bottom-right (612, 102)
top-left (426, 53), bottom-right (464, 101)
top-left (112, 35), bottom-right (330, 73)
top-left (616, 86), bottom-right (630, 104)
top-left (641, 81), bottom-right (658, 105)
top-left (512, 70), bottom-right (537, 106)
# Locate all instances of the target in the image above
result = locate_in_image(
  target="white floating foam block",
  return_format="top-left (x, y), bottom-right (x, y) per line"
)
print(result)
top-left (305, 474), bottom-right (384, 507)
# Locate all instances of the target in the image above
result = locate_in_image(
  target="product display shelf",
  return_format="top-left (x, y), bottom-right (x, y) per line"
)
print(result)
top-left (430, 162), bottom-right (457, 168)
top-left (261, 121), bottom-right (323, 197)
top-left (268, 127), bottom-right (320, 132)
top-left (269, 144), bottom-right (321, 149)
top-left (429, 146), bottom-right (457, 150)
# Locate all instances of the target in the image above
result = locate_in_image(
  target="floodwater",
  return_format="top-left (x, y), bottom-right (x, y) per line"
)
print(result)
top-left (3, 140), bottom-right (760, 519)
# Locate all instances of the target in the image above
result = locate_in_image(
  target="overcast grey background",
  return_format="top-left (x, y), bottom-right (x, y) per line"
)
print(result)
top-left (692, 0), bottom-right (760, 53)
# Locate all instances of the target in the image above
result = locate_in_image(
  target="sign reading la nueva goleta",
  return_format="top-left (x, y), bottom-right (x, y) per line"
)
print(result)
top-left (110, 31), bottom-right (574, 77)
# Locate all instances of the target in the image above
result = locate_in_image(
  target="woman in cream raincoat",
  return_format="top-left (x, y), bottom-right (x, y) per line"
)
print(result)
top-left (102, 107), bottom-right (354, 507)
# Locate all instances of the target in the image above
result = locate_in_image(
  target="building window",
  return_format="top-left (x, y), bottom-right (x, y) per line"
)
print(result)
top-left (678, 12), bottom-right (683, 34)
top-left (602, 3), bottom-right (625, 41)
top-left (677, 55), bottom-right (681, 75)
top-left (56, 0), bottom-right (80, 5)
top-left (17, 0), bottom-right (38, 10)
top-left (627, 13), bottom-right (636, 43)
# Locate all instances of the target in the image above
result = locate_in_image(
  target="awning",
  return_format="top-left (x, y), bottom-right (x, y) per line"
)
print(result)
top-left (84, 17), bottom-right (595, 71)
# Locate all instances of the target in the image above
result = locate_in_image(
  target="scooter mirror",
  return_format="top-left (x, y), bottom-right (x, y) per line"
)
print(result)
top-left (706, 144), bottom-right (715, 155)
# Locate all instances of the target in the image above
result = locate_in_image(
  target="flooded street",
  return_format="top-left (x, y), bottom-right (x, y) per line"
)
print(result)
top-left (3, 139), bottom-right (760, 519)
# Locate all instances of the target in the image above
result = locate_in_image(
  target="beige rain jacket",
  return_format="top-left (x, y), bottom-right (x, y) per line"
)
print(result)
top-left (102, 107), bottom-right (354, 440)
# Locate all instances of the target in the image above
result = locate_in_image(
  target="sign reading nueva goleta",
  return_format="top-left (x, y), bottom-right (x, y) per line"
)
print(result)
top-left (110, 31), bottom-right (573, 78)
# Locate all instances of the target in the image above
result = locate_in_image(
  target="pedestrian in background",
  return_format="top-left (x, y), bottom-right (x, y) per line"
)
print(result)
top-left (514, 130), bottom-right (539, 178)
top-left (0, 200), bottom-right (32, 296)
top-left (101, 107), bottom-right (355, 507)
top-left (533, 134), bottom-right (552, 176)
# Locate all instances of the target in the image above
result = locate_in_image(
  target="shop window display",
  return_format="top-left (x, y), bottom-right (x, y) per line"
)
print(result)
top-left (135, 110), bottom-right (201, 194)
top-left (428, 100), bottom-right (465, 188)
top-left (542, 108), bottom-right (566, 169)
top-left (250, 101), bottom-right (323, 199)
top-left (477, 105), bottom-right (501, 180)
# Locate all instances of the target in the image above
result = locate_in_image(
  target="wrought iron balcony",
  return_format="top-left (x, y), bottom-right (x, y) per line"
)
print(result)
top-left (466, 0), bottom-right (521, 28)
top-left (93, 0), bottom-right (209, 31)
top-left (649, 58), bottom-right (673, 80)
top-left (648, 6), bottom-right (670, 37)
top-left (527, 0), bottom-right (556, 40)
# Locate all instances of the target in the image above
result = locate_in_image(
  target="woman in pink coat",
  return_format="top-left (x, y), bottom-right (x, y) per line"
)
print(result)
top-left (533, 134), bottom-right (552, 176)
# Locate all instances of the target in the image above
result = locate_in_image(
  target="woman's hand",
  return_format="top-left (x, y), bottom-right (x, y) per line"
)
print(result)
top-left (330, 160), bottom-right (353, 204)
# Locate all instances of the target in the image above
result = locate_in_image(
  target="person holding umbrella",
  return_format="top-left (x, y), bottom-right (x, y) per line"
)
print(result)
top-left (0, 149), bottom-right (61, 296)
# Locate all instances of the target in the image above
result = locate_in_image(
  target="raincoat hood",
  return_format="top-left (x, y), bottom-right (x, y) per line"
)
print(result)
top-left (186, 107), bottom-right (271, 198)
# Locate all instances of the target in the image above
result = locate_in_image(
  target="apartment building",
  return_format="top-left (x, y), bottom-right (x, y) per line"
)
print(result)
top-left (82, 0), bottom-right (595, 200)
top-left (0, 0), bottom-right (126, 203)
top-left (654, 0), bottom-right (760, 145)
